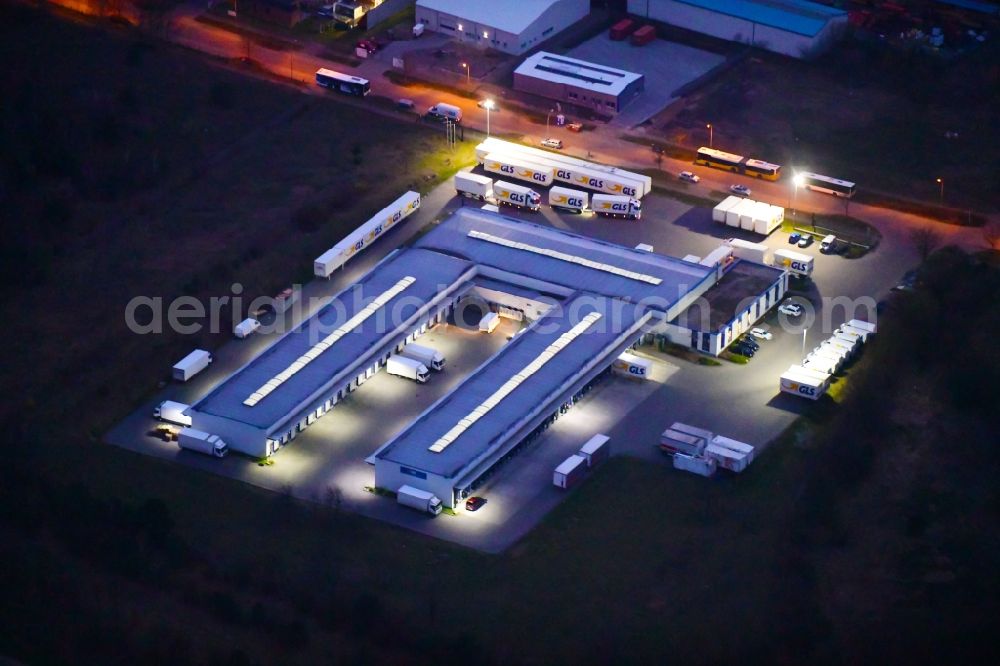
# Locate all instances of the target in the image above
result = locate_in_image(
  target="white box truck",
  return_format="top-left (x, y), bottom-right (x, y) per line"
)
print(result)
top-left (234, 318), bottom-right (261, 339)
top-left (387, 356), bottom-right (429, 383)
top-left (177, 428), bottom-right (228, 458)
top-left (725, 238), bottom-right (770, 264)
top-left (172, 349), bottom-right (212, 382)
top-left (578, 434), bottom-right (610, 467)
top-left (772, 249), bottom-right (815, 276)
top-left (483, 153), bottom-right (554, 187)
top-left (397, 485), bottom-right (443, 516)
top-left (428, 102), bottom-right (462, 122)
top-left (493, 181), bottom-right (541, 211)
top-left (548, 186), bottom-right (588, 213)
top-left (153, 400), bottom-right (192, 427)
top-left (673, 452), bottom-right (717, 477)
top-left (455, 172), bottom-right (494, 201)
top-left (612, 352), bottom-right (652, 379)
top-left (400, 343), bottom-right (445, 371)
top-left (479, 311), bottom-right (500, 333)
top-left (553, 454), bottom-right (588, 489)
top-left (591, 194), bottom-right (641, 220)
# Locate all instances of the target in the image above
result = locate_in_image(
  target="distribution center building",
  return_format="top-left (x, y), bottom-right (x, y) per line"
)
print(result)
top-left (513, 51), bottom-right (645, 114)
top-left (415, 0), bottom-right (590, 55)
top-left (627, 0), bottom-right (848, 59)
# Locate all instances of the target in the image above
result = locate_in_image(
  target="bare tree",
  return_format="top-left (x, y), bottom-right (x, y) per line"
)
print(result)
top-left (911, 225), bottom-right (942, 261)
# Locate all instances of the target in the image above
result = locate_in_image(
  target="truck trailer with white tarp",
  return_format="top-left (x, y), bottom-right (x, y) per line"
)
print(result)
top-left (578, 434), bottom-right (610, 467)
top-left (482, 153), bottom-right (554, 187)
top-left (837, 324), bottom-right (871, 343)
top-left (724, 238), bottom-right (770, 264)
top-left (673, 452), bottom-right (717, 477)
top-left (803, 354), bottom-right (839, 375)
top-left (847, 319), bottom-right (876, 334)
top-left (780, 365), bottom-right (831, 400)
top-left (715, 196), bottom-right (783, 235)
top-left (772, 249), bottom-right (814, 276)
top-left (553, 454), bottom-right (589, 489)
top-left (712, 195), bottom-right (742, 223)
top-left (314, 191), bottom-right (420, 277)
top-left (612, 352), bottom-right (652, 379)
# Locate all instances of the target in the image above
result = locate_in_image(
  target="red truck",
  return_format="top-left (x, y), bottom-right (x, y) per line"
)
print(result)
top-left (631, 24), bottom-right (656, 46)
top-left (610, 18), bottom-right (637, 41)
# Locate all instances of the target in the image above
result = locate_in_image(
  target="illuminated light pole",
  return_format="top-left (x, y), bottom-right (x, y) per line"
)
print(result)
top-left (791, 173), bottom-right (805, 214)
top-left (707, 123), bottom-right (713, 147)
top-left (936, 177), bottom-right (944, 203)
top-left (802, 326), bottom-right (808, 361)
top-left (483, 99), bottom-right (495, 137)
top-left (546, 108), bottom-right (555, 136)
top-left (461, 62), bottom-right (470, 86)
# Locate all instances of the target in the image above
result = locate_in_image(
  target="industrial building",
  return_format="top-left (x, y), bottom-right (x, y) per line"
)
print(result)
top-left (513, 51), bottom-right (645, 114)
top-left (187, 207), bottom-right (785, 505)
top-left (414, 0), bottom-right (590, 55)
top-left (627, 0), bottom-right (849, 58)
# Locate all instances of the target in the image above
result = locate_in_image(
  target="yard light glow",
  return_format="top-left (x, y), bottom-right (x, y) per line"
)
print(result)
top-left (793, 174), bottom-right (805, 188)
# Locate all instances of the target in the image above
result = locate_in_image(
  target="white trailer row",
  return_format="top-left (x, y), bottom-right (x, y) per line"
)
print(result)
top-left (314, 191), bottom-right (421, 277)
top-left (659, 422), bottom-right (755, 475)
top-left (712, 196), bottom-right (784, 236)
top-left (474, 138), bottom-right (651, 199)
top-left (787, 318), bottom-right (878, 396)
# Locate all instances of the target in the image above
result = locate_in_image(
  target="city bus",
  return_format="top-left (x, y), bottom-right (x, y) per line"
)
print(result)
top-left (798, 172), bottom-right (856, 198)
top-left (695, 147), bottom-right (744, 172)
top-left (743, 158), bottom-right (782, 181)
top-left (315, 68), bottom-right (371, 97)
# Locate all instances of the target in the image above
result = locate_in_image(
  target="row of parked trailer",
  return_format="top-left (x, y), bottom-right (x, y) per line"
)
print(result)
top-left (553, 434), bottom-right (611, 489)
top-left (658, 422), bottom-right (756, 476)
top-left (456, 172), bottom-right (643, 219)
top-left (712, 195), bottom-right (785, 236)
top-left (779, 319), bottom-right (876, 400)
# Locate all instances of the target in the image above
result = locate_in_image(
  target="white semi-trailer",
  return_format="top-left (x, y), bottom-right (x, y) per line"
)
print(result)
top-left (400, 343), bottom-right (445, 371)
top-left (153, 400), bottom-right (192, 427)
top-left (591, 194), bottom-right (642, 220)
top-left (234, 318), bottom-right (261, 339)
top-left (612, 352), bottom-right (652, 379)
top-left (548, 186), bottom-right (588, 213)
top-left (455, 172), bottom-right (494, 201)
top-left (847, 319), bottom-right (876, 334)
top-left (386, 356), bottom-right (429, 383)
top-left (707, 435), bottom-right (755, 472)
top-left (673, 452), bottom-right (717, 477)
top-left (725, 238), bottom-right (770, 264)
top-left (578, 434), bottom-right (610, 467)
top-left (713, 195), bottom-right (741, 223)
top-left (397, 485), bottom-right (443, 516)
top-left (172, 349), bottom-right (212, 382)
top-left (482, 153), bottom-right (554, 187)
top-left (177, 429), bottom-right (229, 458)
top-left (772, 249), bottom-right (815, 276)
top-left (553, 454), bottom-right (588, 489)
top-left (493, 181), bottom-right (541, 211)
top-left (314, 191), bottom-right (420, 277)
top-left (479, 312), bottom-right (501, 333)
top-left (779, 365), bottom-right (831, 400)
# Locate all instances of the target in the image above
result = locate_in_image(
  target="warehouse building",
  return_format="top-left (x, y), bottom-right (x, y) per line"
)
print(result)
top-left (627, 0), bottom-right (849, 58)
top-left (513, 51), bottom-right (645, 114)
top-left (415, 0), bottom-right (590, 55)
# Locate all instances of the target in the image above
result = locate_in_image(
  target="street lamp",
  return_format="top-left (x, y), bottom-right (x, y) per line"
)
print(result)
top-left (483, 99), bottom-right (495, 136)
top-left (802, 326), bottom-right (808, 361)
top-left (546, 108), bottom-right (555, 135)
top-left (461, 62), bottom-right (470, 86)
top-left (936, 177), bottom-right (944, 203)
top-left (706, 123), bottom-right (713, 148)
top-left (791, 173), bottom-right (805, 211)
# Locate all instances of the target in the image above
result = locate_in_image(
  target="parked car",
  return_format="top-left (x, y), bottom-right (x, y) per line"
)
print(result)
top-left (789, 232), bottom-right (801, 244)
top-left (465, 496), bottom-right (487, 512)
top-left (749, 327), bottom-right (773, 341)
top-left (356, 39), bottom-right (378, 54)
top-left (678, 171), bottom-right (700, 183)
top-left (797, 235), bottom-right (814, 248)
top-left (730, 184), bottom-right (751, 196)
top-left (820, 234), bottom-right (838, 253)
top-left (540, 138), bottom-right (563, 149)
top-left (316, 5), bottom-right (334, 18)
top-left (778, 302), bottom-right (803, 316)
top-left (731, 343), bottom-right (755, 357)
top-left (566, 123), bottom-right (583, 132)
top-left (396, 98), bottom-right (415, 109)
top-left (740, 336), bottom-right (760, 350)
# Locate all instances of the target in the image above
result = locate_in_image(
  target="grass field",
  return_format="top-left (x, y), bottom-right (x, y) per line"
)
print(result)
top-left (2, 7), bottom-right (999, 665)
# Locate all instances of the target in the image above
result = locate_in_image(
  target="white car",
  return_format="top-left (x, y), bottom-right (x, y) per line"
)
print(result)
top-left (540, 138), bottom-right (563, 149)
top-left (730, 184), bottom-right (752, 196)
top-left (778, 303), bottom-right (803, 316)
top-left (749, 327), bottom-right (773, 341)
top-left (678, 171), bottom-right (700, 183)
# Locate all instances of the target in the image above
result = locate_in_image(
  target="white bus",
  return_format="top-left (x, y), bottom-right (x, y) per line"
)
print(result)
top-left (798, 172), bottom-right (856, 198)
top-left (315, 68), bottom-right (371, 97)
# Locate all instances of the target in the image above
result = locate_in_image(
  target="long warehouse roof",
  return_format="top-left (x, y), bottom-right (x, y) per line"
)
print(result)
top-left (670, 0), bottom-right (846, 38)
top-left (193, 249), bottom-right (475, 430)
top-left (375, 295), bottom-right (650, 478)
top-left (414, 208), bottom-right (713, 308)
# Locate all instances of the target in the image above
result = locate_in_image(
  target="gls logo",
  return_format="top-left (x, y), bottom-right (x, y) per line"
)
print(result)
top-left (791, 260), bottom-right (809, 272)
top-left (532, 173), bottom-right (547, 182)
top-left (622, 186), bottom-right (638, 196)
top-left (610, 202), bottom-right (629, 212)
top-left (628, 365), bottom-right (646, 376)
top-left (798, 385), bottom-right (817, 396)
top-left (500, 164), bottom-right (515, 173)
top-left (557, 169), bottom-right (572, 179)
top-left (508, 193), bottom-right (525, 203)
top-left (588, 178), bottom-right (605, 188)
top-left (568, 197), bottom-right (584, 208)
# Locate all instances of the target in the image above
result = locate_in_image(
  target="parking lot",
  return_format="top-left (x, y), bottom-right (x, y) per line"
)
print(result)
top-left (108, 171), bottom-right (912, 552)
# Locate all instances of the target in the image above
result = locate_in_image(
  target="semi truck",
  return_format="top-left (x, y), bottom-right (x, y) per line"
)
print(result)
top-left (591, 194), bottom-right (642, 220)
top-left (455, 172), bottom-right (494, 201)
top-left (234, 318), bottom-right (261, 339)
top-left (428, 102), bottom-right (462, 122)
top-left (172, 349), bottom-right (212, 382)
top-left (396, 485), bottom-right (443, 516)
top-left (177, 429), bottom-right (229, 458)
top-left (578, 434), bottom-right (610, 467)
top-left (315, 191), bottom-right (420, 277)
top-left (772, 249), bottom-right (814, 276)
top-left (548, 186), bottom-right (588, 213)
top-left (553, 454), bottom-right (588, 489)
top-left (483, 153), bottom-right (554, 187)
top-left (493, 181), bottom-right (541, 211)
top-left (386, 356), bottom-right (429, 383)
top-left (400, 343), bottom-right (445, 371)
top-left (153, 400), bottom-right (192, 427)
top-left (612, 352), bottom-right (652, 379)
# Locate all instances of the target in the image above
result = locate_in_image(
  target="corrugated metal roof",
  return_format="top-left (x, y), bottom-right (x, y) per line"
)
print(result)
top-left (670, 0), bottom-right (846, 37)
top-left (417, 0), bottom-right (560, 35)
top-left (514, 51), bottom-right (643, 96)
